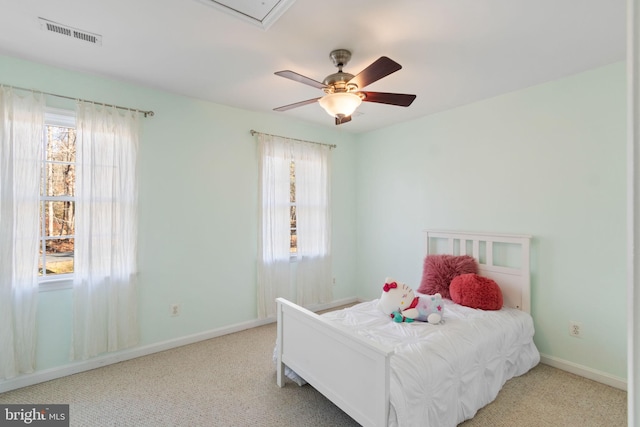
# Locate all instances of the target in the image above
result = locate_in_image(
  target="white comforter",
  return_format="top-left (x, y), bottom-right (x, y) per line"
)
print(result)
top-left (321, 298), bottom-right (540, 427)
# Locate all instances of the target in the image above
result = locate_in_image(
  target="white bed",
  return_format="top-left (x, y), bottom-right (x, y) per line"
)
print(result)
top-left (275, 230), bottom-right (540, 427)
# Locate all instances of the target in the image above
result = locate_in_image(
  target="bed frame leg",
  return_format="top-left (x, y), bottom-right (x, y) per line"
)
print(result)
top-left (276, 299), bottom-right (285, 387)
top-left (276, 360), bottom-right (285, 387)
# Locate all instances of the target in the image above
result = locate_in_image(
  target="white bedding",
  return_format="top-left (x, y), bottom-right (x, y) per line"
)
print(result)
top-left (319, 298), bottom-right (540, 427)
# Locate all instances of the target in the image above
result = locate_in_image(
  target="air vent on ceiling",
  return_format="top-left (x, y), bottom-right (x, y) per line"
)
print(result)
top-left (38, 18), bottom-right (102, 45)
top-left (195, 0), bottom-right (296, 30)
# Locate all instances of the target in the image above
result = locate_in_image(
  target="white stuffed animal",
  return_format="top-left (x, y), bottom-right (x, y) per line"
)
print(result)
top-left (378, 277), bottom-right (443, 323)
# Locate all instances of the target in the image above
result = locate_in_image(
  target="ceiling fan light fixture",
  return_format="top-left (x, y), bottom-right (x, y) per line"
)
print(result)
top-left (318, 92), bottom-right (362, 118)
top-left (274, 51), bottom-right (415, 125)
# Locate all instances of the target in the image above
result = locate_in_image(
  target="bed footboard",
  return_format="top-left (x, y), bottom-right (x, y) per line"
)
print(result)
top-left (276, 298), bottom-right (393, 427)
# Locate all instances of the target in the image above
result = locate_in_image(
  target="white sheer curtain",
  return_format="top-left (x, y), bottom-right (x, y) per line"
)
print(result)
top-left (0, 87), bottom-right (44, 379)
top-left (294, 142), bottom-right (332, 307)
top-left (257, 133), bottom-right (332, 318)
top-left (71, 102), bottom-right (139, 360)
top-left (257, 134), bottom-right (293, 318)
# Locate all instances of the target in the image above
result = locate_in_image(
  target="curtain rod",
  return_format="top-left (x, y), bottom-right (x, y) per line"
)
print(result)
top-left (250, 130), bottom-right (336, 149)
top-left (2, 83), bottom-right (155, 118)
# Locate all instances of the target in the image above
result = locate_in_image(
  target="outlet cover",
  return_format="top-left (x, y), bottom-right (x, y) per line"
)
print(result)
top-left (170, 304), bottom-right (181, 317)
top-left (569, 321), bottom-right (582, 338)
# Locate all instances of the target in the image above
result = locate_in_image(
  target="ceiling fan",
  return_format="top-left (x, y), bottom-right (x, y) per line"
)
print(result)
top-left (273, 49), bottom-right (417, 125)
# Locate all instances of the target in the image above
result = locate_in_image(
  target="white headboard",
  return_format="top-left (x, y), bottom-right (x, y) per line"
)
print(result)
top-left (424, 230), bottom-right (532, 313)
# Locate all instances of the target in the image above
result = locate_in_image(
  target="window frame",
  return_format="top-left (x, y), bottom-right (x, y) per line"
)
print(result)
top-left (38, 108), bottom-right (76, 290)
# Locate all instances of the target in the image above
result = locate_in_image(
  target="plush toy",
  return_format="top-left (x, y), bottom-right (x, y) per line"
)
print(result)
top-left (378, 277), bottom-right (443, 324)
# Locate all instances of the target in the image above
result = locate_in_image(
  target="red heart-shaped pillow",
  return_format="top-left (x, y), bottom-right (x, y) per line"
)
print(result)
top-left (450, 273), bottom-right (503, 310)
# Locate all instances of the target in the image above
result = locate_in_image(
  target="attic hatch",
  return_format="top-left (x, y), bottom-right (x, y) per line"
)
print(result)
top-left (38, 18), bottom-right (102, 46)
top-left (195, 0), bottom-right (296, 30)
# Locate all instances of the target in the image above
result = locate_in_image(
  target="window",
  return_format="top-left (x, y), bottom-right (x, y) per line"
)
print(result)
top-left (289, 160), bottom-right (296, 254)
top-left (39, 110), bottom-right (76, 280)
top-left (256, 133), bottom-right (332, 318)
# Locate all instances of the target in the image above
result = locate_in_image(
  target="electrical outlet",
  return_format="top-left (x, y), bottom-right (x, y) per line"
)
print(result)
top-left (170, 303), bottom-right (181, 317)
top-left (569, 321), bottom-right (582, 338)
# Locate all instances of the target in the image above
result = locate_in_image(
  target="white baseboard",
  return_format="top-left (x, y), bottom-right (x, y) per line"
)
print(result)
top-left (540, 353), bottom-right (627, 391)
top-left (0, 316), bottom-right (274, 393)
top-left (0, 297), bottom-right (361, 394)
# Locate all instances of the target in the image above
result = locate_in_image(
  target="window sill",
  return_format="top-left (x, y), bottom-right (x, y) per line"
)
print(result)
top-left (39, 278), bottom-right (73, 292)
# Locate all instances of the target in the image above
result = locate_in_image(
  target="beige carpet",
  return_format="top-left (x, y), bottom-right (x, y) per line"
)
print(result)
top-left (0, 322), bottom-right (627, 426)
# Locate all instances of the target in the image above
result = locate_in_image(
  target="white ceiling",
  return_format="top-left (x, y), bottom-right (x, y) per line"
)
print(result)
top-left (0, 0), bottom-right (627, 133)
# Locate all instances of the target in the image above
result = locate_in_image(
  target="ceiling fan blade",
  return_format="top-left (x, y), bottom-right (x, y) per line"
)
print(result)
top-left (273, 97), bottom-right (321, 112)
top-left (335, 115), bottom-right (352, 125)
top-left (348, 57), bottom-right (402, 89)
top-left (274, 70), bottom-right (327, 89)
top-left (360, 92), bottom-right (417, 107)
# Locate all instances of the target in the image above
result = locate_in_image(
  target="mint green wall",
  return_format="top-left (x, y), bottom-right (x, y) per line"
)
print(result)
top-left (354, 62), bottom-right (627, 379)
top-left (0, 53), bottom-right (627, 384)
top-left (0, 54), bottom-right (359, 372)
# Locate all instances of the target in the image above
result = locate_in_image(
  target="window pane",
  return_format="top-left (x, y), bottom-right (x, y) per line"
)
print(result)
top-left (290, 205), bottom-right (297, 253)
top-left (39, 238), bottom-right (74, 276)
top-left (44, 162), bottom-right (75, 197)
top-left (46, 126), bottom-right (76, 162)
top-left (290, 205), bottom-right (296, 229)
top-left (42, 201), bottom-right (75, 237)
top-left (290, 230), bottom-right (297, 254)
top-left (289, 161), bottom-right (296, 203)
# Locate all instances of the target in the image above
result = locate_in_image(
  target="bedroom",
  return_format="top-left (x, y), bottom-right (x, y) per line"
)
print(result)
top-left (0, 0), bottom-right (631, 425)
